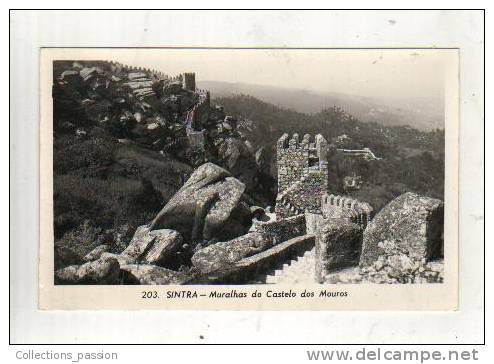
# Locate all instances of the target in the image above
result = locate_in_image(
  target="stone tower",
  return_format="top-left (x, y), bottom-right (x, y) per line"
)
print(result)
top-left (275, 133), bottom-right (329, 217)
top-left (182, 72), bottom-right (196, 92)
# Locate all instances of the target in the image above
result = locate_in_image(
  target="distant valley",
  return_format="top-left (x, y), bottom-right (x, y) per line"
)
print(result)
top-left (199, 80), bottom-right (444, 131)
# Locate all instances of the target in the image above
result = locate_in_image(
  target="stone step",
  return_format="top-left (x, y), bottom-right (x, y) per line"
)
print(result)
top-left (232, 237), bottom-right (316, 285)
top-left (266, 247), bottom-right (316, 284)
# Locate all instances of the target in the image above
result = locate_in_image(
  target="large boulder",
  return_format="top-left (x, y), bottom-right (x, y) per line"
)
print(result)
top-left (217, 138), bottom-right (258, 191)
top-left (255, 146), bottom-right (269, 174)
top-left (359, 192), bottom-right (444, 268)
top-left (120, 264), bottom-right (189, 285)
top-left (100, 252), bottom-right (133, 267)
top-left (83, 244), bottom-right (110, 262)
top-left (315, 219), bottom-right (363, 282)
top-left (142, 229), bottom-right (183, 266)
top-left (120, 226), bottom-right (183, 267)
top-left (120, 225), bottom-right (156, 261)
top-left (54, 256), bottom-right (120, 285)
top-left (191, 232), bottom-right (267, 273)
top-left (352, 241), bottom-right (445, 284)
top-left (60, 70), bottom-right (82, 85)
top-left (149, 163), bottom-right (252, 243)
top-left (54, 245), bottom-right (83, 270)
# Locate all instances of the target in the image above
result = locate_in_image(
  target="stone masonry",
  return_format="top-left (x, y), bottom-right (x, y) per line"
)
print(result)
top-left (321, 193), bottom-right (373, 228)
top-left (182, 72), bottom-right (196, 92)
top-left (275, 133), bottom-right (329, 218)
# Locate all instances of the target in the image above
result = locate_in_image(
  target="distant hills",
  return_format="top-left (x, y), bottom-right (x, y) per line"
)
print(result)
top-left (198, 80), bottom-right (444, 131)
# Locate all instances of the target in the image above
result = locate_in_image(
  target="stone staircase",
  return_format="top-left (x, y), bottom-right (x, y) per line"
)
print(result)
top-left (275, 178), bottom-right (305, 218)
top-left (265, 248), bottom-right (316, 284)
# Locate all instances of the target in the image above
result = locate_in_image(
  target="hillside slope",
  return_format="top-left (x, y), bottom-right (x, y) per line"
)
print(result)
top-left (52, 61), bottom-right (444, 272)
top-left (52, 61), bottom-right (274, 266)
top-left (200, 80), bottom-right (444, 131)
top-left (215, 94), bottom-right (445, 212)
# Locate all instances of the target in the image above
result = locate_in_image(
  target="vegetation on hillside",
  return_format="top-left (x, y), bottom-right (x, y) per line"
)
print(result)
top-left (53, 61), bottom-right (444, 264)
top-left (215, 94), bottom-right (444, 211)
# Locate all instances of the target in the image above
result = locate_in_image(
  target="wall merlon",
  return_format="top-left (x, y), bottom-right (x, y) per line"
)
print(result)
top-left (183, 72), bottom-right (196, 91)
top-left (276, 131), bottom-right (329, 216)
top-left (278, 133), bottom-right (290, 148)
top-left (321, 193), bottom-right (373, 228)
top-left (289, 133), bottom-right (300, 148)
top-left (101, 60), bottom-right (175, 81)
top-left (301, 133), bottom-right (311, 146)
top-left (315, 134), bottom-right (328, 162)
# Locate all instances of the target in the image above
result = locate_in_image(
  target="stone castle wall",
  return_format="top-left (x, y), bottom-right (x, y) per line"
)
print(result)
top-left (275, 193), bottom-right (303, 219)
top-left (108, 60), bottom-right (168, 80)
top-left (183, 72), bottom-right (196, 91)
top-left (254, 214), bottom-right (307, 245)
top-left (321, 193), bottom-right (373, 228)
top-left (183, 89), bottom-right (210, 132)
top-left (276, 133), bottom-right (328, 217)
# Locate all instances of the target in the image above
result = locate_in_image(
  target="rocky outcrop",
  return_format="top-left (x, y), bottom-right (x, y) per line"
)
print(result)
top-left (100, 252), bottom-right (133, 267)
top-left (149, 163), bottom-right (252, 243)
top-left (359, 192), bottom-right (444, 268)
top-left (119, 226), bottom-right (183, 267)
top-left (61, 226), bottom-right (189, 284)
top-left (83, 245), bottom-right (110, 262)
top-left (359, 240), bottom-right (444, 283)
top-left (191, 232), bottom-right (267, 273)
top-left (120, 225), bottom-right (156, 261)
top-left (255, 146), bottom-right (268, 173)
top-left (54, 245), bottom-right (84, 270)
top-left (142, 229), bottom-right (183, 266)
top-left (217, 138), bottom-right (257, 190)
top-left (315, 219), bottom-right (362, 282)
top-left (120, 264), bottom-right (189, 285)
top-left (323, 244), bottom-right (444, 284)
top-left (54, 256), bottom-right (121, 284)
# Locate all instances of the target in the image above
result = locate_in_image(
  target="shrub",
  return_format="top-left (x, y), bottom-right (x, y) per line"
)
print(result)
top-left (54, 136), bottom-right (117, 175)
top-left (54, 174), bottom-right (164, 239)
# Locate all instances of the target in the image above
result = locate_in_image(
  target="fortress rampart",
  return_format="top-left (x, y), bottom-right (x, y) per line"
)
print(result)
top-left (251, 214), bottom-right (307, 246)
top-left (183, 89), bottom-right (210, 132)
top-left (277, 133), bottom-right (328, 193)
top-left (108, 60), bottom-right (168, 80)
top-left (276, 133), bottom-right (328, 217)
top-left (182, 72), bottom-right (196, 91)
top-left (321, 193), bottom-right (373, 228)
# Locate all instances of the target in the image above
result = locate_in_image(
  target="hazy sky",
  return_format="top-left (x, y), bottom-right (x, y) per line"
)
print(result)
top-left (57, 48), bottom-right (455, 99)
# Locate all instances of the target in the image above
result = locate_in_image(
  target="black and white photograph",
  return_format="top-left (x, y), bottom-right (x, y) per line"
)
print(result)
top-left (10, 8), bottom-right (486, 349)
top-left (50, 49), bottom-right (451, 287)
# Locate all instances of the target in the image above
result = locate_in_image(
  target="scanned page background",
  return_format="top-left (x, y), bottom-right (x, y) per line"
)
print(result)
top-left (38, 48), bottom-right (458, 311)
top-left (10, 10), bottom-right (484, 343)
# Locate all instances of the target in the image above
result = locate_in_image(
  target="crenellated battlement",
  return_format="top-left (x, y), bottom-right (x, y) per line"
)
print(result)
top-left (321, 193), bottom-right (373, 228)
top-left (277, 133), bottom-right (328, 192)
top-left (105, 62), bottom-right (201, 97)
top-left (276, 133), bottom-right (329, 218)
top-left (107, 60), bottom-right (168, 80)
top-left (182, 72), bottom-right (196, 91)
top-left (277, 133), bottom-right (328, 159)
